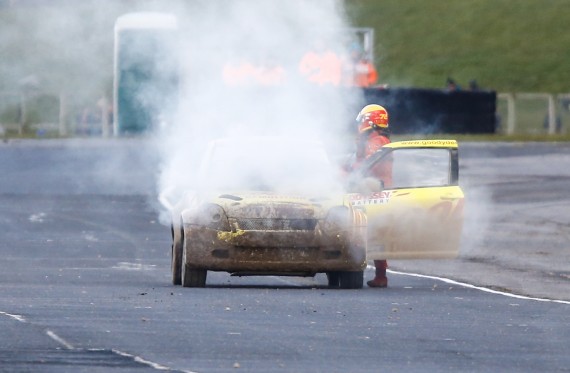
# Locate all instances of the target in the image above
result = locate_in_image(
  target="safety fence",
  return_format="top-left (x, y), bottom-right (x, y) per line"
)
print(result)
top-left (0, 91), bottom-right (111, 137)
top-left (497, 93), bottom-right (569, 135)
top-left (1, 89), bottom-right (568, 137)
top-left (363, 88), bottom-right (497, 134)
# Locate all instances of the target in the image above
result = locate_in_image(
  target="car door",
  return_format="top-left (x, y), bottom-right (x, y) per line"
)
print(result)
top-left (346, 140), bottom-right (464, 260)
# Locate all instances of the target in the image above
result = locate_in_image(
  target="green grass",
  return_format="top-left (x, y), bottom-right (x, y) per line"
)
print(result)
top-left (347, 0), bottom-right (570, 93)
top-left (3, 1), bottom-right (569, 94)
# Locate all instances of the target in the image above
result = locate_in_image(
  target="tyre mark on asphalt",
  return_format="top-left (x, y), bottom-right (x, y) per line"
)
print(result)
top-left (45, 329), bottom-right (199, 372)
top-left (1, 311), bottom-right (197, 372)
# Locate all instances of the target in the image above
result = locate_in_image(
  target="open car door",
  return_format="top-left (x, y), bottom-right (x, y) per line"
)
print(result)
top-left (346, 140), bottom-right (464, 260)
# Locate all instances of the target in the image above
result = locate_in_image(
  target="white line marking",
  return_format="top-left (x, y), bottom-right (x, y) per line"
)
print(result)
top-left (158, 190), bottom-right (174, 211)
top-left (112, 349), bottom-right (198, 373)
top-left (2, 310), bottom-right (195, 372)
top-left (271, 276), bottom-right (304, 286)
top-left (45, 331), bottom-right (196, 372)
top-left (379, 267), bottom-right (570, 304)
top-left (112, 262), bottom-right (157, 271)
top-left (29, 212), bottom-right (46, 223)
top-left (46, 330), bottom-right (75, 350)
top-left (0, 311), bottom-right (26, 322)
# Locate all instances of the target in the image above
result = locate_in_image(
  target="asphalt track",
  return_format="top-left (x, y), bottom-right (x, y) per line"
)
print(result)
top-left (397, 141), bottom-right (570, 302)
top-left (0, 139), bottom-right (569, 372)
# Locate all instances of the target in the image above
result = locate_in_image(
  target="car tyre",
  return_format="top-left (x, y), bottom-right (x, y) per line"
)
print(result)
top-left (181, 237), bottom-right (207, 288)
top-left (339, 271), bottom-right (363, 289)
top-left (171, 241), bottom-right (182, 286)
top-left (171, 224), bottom-right (183, 285)
top-left (326, 272), bottom-right (340, 288)
top-left (182, 266), bottom-right (207, 288)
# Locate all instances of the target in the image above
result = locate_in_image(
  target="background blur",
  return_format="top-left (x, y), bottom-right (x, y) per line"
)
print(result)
top-left (1, 0), bottom-right (569, 137)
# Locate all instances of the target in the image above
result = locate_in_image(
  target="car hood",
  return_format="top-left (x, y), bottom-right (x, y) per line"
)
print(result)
top-left (207, 191), bottom-right (344, 219)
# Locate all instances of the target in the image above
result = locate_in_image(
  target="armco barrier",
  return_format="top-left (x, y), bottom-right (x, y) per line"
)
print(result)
top-left (363, 87), bottom-right (497, 134)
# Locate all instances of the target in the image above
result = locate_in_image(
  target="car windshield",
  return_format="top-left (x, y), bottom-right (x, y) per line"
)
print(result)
top-left (197, 137), bottom-right (342, 194)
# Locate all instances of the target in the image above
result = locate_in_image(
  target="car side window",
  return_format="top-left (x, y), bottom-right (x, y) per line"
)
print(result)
top-left (365, 148), bottom-right (451, 189)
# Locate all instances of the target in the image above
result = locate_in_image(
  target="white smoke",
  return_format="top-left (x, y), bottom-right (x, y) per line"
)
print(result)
top-left (1, 0), bottom-right (366, 216)
top-left (155, 0), bottom-right (364, 216)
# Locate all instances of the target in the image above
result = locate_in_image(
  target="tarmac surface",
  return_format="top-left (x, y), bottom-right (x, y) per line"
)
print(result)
top-left (392, 142), bottom-right (570, 301)
top-left (1, 138), bottom-right (569, 301)
top-left (1, 138), bottom-right (569, 372)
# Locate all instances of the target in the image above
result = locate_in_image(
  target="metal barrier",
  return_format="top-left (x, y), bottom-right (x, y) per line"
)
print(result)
top-left (497, 93), bottom-right (569, 135)
top-left (364, 87), bottom-right (497, 134)
top-left (0, 92), bottom-right (111, 137)
top-left (2, 89), bottom-right (569, 136)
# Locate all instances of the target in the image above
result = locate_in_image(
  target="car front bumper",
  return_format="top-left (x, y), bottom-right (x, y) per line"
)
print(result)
top-left (182, 226), bottom-right (366, 274)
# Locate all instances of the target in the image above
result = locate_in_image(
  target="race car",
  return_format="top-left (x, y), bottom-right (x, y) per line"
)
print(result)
top-left (161, 137), bottom-right (463, 288)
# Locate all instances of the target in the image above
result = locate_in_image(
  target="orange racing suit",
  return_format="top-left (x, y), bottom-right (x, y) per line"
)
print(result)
top-left (353, 129), bottom-right (391, 287)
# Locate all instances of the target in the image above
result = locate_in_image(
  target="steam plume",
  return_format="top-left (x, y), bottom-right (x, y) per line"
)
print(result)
top-left (156, 0), bottom-right (364, 213)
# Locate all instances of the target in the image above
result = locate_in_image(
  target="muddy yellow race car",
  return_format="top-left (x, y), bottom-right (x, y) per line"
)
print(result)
top-left (162, 137), bottom-right (463, 289)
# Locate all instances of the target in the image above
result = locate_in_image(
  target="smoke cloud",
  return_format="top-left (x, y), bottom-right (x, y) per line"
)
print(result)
top-left (1, 0), bottom-right (365, 218)
top-left (154, 0), bottom-right (364, 217)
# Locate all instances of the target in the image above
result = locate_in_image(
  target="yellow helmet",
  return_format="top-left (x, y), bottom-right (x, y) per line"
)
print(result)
top-left (356, 104), bottom-right (389, 133)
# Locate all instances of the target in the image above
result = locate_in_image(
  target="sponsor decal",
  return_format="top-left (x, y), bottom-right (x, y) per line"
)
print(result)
top-left (399, 140), bottom-right (456, 147)
top-left (349, 191), bottom-right (392, 206)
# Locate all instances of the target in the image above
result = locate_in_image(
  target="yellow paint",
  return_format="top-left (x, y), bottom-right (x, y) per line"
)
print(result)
top-left (358, 185), bottom-right (464, 260)
top-left (383, 139), bottom-right (458, 149)
top-left (217, 229), bottom-right (246, 242)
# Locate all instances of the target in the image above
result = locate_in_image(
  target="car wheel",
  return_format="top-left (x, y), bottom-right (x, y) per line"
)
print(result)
top-left (339, 271), bottom-right (363, 289)
top-left (181, 238), bottom-right (207, 288)
top-left (171, 224), bottom-right (183, 285)
top-left (171, 241), bottom-right (182, 286)
top-left (326, 272), bottom-right (340, 288)
top-left (181, 263), bottom-right (207, 288)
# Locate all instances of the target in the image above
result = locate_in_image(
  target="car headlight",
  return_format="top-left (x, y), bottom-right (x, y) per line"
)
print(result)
top-left (183, 203), bottom-right (231, 231)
